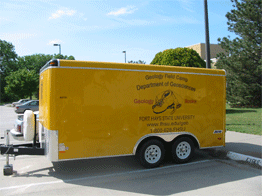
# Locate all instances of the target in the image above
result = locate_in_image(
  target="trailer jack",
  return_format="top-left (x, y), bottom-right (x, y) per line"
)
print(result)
top-left (3, 130), bottom-right (13, 176)
top-left (1, 130), bottom-right (45, 176)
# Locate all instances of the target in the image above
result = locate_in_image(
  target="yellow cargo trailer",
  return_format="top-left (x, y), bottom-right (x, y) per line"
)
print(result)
top-left (38, 59), bottom-right (226, 168)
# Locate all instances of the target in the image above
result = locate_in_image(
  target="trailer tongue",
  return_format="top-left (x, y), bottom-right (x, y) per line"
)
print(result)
top-left (1, 111), bottom-right (45, 175)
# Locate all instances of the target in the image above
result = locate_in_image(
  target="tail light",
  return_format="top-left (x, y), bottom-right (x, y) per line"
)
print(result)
top-left (16, 106), bottom-right (19, 109)
top-left (17, 125), bottom-right (22, 133)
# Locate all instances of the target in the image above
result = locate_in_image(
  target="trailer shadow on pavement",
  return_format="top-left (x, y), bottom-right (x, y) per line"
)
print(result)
top-left (10, 149), bottom-right (211, 177)
top-left (2, 149), bottom-right (261, 196)
top-left (49, 156), bottom-right (261, 196)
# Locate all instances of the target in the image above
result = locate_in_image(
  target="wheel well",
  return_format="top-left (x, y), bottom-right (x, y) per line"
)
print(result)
top-left (172, 134), bottom-right (200, 149)
top-left (135, 136), bottom-right (167, 156)
top-left (134, 134), bottom-right (200, 155)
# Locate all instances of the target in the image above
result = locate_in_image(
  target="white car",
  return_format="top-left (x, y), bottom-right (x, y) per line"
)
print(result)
top-left (10, 111), bottom-right (39, 141)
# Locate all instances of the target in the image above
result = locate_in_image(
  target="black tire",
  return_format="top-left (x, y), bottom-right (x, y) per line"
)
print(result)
top-left (172, 137), bottom-right (195, 163)
top-left (136, 139), bottom-right (165, 168)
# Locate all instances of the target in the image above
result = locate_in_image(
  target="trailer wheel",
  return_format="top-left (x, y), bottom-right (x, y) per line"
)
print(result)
top-left (23, 110), bottom-right (35, 141)
top-left (137, 139), bottom-right (165, 168)
top-left (172, 137), bottom-right (194, 163)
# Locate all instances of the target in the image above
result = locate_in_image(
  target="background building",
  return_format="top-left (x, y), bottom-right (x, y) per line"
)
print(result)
top-left (186, 43), bottom-right (225, 60)
top-left (186, 43), bottom-right (226, 68)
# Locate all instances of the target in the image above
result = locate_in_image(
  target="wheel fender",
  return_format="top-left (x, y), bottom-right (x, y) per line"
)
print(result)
top-left (23, 110), bottom-right (35, 141)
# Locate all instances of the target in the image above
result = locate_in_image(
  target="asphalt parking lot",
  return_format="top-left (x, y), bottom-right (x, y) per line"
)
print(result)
top-left (0, 105), bottom-right (261, 196)
top-left (0, 105), bottom-right (17, 138)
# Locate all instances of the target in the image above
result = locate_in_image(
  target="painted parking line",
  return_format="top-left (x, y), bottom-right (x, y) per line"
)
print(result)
top-left (0, 159), bottom-right (212, 191)
top-left (0, 155), bottom-right (32, 160)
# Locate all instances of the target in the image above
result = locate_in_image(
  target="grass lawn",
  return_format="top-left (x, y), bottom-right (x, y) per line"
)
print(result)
top-left (226, 105), bottom-right (262, 135)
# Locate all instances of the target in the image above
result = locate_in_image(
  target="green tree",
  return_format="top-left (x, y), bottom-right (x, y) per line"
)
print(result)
top-left (0, 40), bottom-right (18, 75)
top-left (150, 48), bottom-right (205, 68)
top-left (0, 40), bottom-right (19, 102)
top-left (17, 53), bottom-right (75, 99)
top-left (0, 39), bottom-right (76, 102)
top-left (54, 54), bottom-right (75, 60)
top-left (216, 0), bottom-right (262, 107)
top-left (18, 54), bottom-right (75, 74)
top-left (128, 60), bottom-right (146, 64)
top-left (5, 68), bottom-right (38, 99)
top-left (18, 54), bottom-right (53, 74)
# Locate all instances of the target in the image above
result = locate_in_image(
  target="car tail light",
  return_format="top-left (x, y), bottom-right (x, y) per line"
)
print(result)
top-left (16, 106), bottom-right (19, 109)
top-left (17, 125), bottom-right (22, 133)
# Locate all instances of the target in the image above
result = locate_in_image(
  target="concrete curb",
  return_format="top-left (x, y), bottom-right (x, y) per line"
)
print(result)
top-left (226, 151), bottom-right (262, 168)
top-left (203, 148), bottom-right (262, 168)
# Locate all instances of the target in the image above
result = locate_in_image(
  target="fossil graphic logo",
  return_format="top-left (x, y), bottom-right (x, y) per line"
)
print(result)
top-left (152, 90), bottom-right (181, 114)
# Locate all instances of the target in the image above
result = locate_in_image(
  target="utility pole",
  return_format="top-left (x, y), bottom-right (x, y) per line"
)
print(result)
top-left (204, 0), bottom-right (211, 68)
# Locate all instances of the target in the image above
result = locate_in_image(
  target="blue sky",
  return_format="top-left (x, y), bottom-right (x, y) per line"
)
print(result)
top-left (0, 0), bottom-right (236, 64)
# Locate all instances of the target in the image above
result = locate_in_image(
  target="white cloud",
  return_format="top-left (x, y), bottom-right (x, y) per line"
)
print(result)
top-left (177, 0), bottom-right (195, 13)
top-left (161, 15), bottom-right (200, 24)
top-left (47, 39), bottom-right (63, 45)
top-left (49, 8), bottom-right (76, 20)
top-left (114, 18), bottom-right (153, 26)
top-left (0, 17), bottom-right (10, 22)
top-left (107, 6), bottom-right (137, 16)
top-left (0, 33), bottom-right (37, 56)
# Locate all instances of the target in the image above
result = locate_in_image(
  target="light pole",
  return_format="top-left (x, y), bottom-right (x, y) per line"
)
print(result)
top-left (204, 0), bottom-right (211, 68)
top-left (122, 51), bottom-right (126, 63)
top-left (53, 44), bottom-right (61, 55)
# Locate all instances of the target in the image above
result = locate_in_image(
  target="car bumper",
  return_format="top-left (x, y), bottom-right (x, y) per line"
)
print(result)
top-left (10, 129), bottom-right (24, 141)
top-left (14, 109), bottom-right (24, 113)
